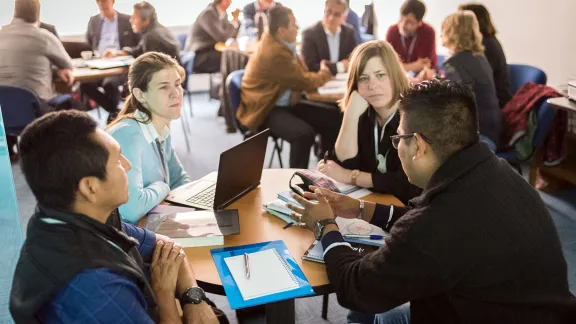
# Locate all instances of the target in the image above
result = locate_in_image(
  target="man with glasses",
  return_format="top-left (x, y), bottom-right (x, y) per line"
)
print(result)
top-left (301, 0), bottom-right (358, 74)
top-left (286, 79), bottom-right (574, 324)
top-left (386, 0), bottom-right (437, 73)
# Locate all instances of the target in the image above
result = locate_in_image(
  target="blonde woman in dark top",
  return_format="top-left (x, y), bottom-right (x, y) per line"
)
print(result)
top-left (317, 41), bottom-right (421, 204)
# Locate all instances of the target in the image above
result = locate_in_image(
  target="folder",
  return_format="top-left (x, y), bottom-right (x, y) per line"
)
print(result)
top-left (211, 240), bottom-right (315, 309)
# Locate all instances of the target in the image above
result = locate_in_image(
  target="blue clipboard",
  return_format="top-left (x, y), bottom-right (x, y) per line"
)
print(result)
top-left (211, 240), bottom-right (315, 309)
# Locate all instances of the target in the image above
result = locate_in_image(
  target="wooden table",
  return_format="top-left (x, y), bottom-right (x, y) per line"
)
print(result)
top-left (306, 91), bottom-right (343, 104)
top-left (55, 66), bottom-right (129, 94)
top-left (184, 168), bottom-right (402, 322)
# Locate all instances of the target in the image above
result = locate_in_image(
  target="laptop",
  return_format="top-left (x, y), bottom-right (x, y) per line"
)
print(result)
top-left (166, 129), bottom-right (269, 210)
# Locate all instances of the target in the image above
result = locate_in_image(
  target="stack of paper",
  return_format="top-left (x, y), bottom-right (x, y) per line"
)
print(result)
top-left (318, 80), bottom-right (346, 95)
top-left (145, 211), bottom-right (224, 247)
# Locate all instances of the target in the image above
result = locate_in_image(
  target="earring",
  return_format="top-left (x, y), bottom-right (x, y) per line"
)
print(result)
top-left (412, 156), bottom-right (416, 161)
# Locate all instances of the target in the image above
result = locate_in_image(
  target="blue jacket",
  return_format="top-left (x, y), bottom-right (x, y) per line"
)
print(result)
top-left (107, 112), bottom-right (191, 223)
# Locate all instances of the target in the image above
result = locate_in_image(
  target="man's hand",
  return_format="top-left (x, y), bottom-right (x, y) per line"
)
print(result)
top-left (57, 69), bottom-right (74, 86)
top-left (317, 160), bottom-right (351, 184)
top-left (102, 49), bottom-right (116, 58)
top-left (286, 189), bottom-right (336, 231)
top-left (305, 186), bottom-right (361, 219)
top-left (340, 59), bottom-right (349, 72)
top-left (406, 57), bottom-right (431, 72)
top-left (183, 303), bottom-right (219, 324)
top-left (320, 60), bottom-right (331, 73)
top-left (150, 241), bottom-right (185, 294)
top-left (416, 66), bottom-right (436, 82)
top-left (231, 8), bottom-right (241, 22)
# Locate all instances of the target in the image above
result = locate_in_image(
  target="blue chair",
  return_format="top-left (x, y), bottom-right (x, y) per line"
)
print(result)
top-left (508, 64), bottom-right (547, 95)
top-left (227, 70), bottom-right (285, 168)
top-left (497, 100), bottom-right (557, 178)
top-left (177, 33), bottom-right (196, 117)
top-left (0, 85), bottom-right (42, 135)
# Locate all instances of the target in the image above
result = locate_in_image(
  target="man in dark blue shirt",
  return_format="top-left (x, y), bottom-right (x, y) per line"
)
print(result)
top-left (9, 110), bottom-right (220, 323)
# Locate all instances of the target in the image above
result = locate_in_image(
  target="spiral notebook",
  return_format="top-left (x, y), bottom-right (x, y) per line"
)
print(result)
top-left (224, 249), bottom-right (299, 300)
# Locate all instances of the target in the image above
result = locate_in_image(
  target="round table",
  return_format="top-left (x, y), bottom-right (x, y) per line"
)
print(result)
top-left (185, 168), bottom-right (402, 294)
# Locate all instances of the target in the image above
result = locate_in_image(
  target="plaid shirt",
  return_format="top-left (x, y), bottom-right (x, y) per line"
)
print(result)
top-left (37, 223), bottom-right (156, 323)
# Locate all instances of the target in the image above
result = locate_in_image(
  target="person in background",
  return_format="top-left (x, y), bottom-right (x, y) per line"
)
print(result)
top-left (103, 1), bottom-right (180, 63)
top-left (343, 0), bottom-right (363, 44)
top-left (243, 0), bottom-right (279, 34)
top-left (386, 0), bottom-right (437, 73)
top-left (420, 11), bottom-right (501, 150)
top-left (83, 0), bottom-right (140, 122)
top-left (318, 41), bottom-right (421, 206)
top-left (10, 110), bottom-right (218, 323)
top-left (287, 79), bottom-right (574, 324)
top-left (237, 6), bottom-right (342, 169)
top-left (301, 0), bottom-right (358, 74)
top-left (185, 0), bottom-right (240, 73)
top-left (459, 3), bottom-right (512, 108)
top-left (107, 52), bottom-right (191, 224)
top-left (0, 0), bottom-right (74, 162)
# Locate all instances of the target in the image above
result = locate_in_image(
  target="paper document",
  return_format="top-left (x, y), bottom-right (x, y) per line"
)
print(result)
top-left (318, 80), bottom-right (346, 95)
top-left (225, 249), bottom-right (299, 300)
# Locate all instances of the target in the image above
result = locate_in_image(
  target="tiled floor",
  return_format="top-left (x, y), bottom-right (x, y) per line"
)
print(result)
top-left (4, 93), bottom-right (576, 323)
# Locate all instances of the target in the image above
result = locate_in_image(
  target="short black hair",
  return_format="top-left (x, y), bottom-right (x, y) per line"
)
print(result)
top-left (269, 5), bottom-right (293, 36)
top-left (133, 1), bottom-right (157, 25)
top-left (399, 79), bottom-right (479, 161)
top-left (19, 111), bottom-right (109, 211)
top-left (400, 0), bottom-right (426, 21)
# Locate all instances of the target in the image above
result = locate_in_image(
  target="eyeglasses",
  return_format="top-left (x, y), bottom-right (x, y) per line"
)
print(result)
top-left (325, 9), bottom-right (344, 18)
top-left (390, 133), bottom-right (432, 149)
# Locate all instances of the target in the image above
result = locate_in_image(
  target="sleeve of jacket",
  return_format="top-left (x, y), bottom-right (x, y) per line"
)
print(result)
top-left (197, 10), bottom-right (238, 43)
top-left (321, 209), bottom-right (454, 315)
top-left (86, 17), bottom-right (94, 49)
top-left (268, 53), bottom-right (332, 92)
top-left (301, 29), bottom-right (321, 72)
top-left (45, 33), bottom-right (73, 70)
top-left (243, 4), bottom-right (256, 30)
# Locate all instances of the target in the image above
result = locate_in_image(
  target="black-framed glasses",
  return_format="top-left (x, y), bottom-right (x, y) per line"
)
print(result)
top-left (390, 133), bottom-right (432, 149)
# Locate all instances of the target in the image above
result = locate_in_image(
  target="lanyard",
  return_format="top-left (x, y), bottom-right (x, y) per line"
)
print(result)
top-left (155, 140), bottom-right (169, 184)
top-left (373, 110), bottom-right (397, 173)
top-left (401, 35), bottom-right (417, 62)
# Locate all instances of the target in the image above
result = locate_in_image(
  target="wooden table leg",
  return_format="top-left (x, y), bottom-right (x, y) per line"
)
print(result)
top-left (265, 299), bottom-right (295, 324)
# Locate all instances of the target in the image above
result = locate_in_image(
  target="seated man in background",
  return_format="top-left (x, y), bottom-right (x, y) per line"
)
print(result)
top-left (186, 0), bottom-right (240, 73)
top-left (287, 79), bottom-right (575, 324)
top-left (301, 0), bottom-right (358, 74)
top-left (386, 0), bottom-right (437, 73)
top-left (83, 0), bottom-right (140, 121)
top-left (0, 0), bottom-right (74, 161)
top-left (237, 6), bottom-right (342, 169)
top-left (10, 111), bottom-right (219, 323)
top-left (243, 0), bottom-right (279, 35)
top-left (343, 0), bottom-right (363, 44)
top-left (105, 1), bottom-right (181, 63)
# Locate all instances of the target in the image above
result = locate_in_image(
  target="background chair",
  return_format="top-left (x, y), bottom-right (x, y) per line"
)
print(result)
top-left (177, 33), bottom-right (196, 117)
top-left (227, 70), bottom-right (285, 168)
top-left (0, 86), bottom-right (42, 136)
top-left (508, 64), bottom-right (547, 95)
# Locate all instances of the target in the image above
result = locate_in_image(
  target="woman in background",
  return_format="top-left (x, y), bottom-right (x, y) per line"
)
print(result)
top-left (459, 3), bottom-right (512, 107)
top-left (107, 52), bottom-right (191, 223)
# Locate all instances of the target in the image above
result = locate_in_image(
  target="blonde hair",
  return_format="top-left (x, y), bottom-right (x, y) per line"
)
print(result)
top-left (441, 10), bottom-right (484, 55)
top-left (106, 52), bottom-right (185, 129)
top-left (342, 40), bottom-right (410, 110)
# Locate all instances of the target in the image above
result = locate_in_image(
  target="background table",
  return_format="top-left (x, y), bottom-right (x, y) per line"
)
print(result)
top-left (55, 66), bottom-right (128, 94)
top-left (182, 169), bottom-right (402, 322)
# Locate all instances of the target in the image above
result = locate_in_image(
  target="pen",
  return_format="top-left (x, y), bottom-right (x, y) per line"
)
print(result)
top-left (323, 151), bottom-right (329, 164)
top-left (283, 222), bottom-right (295, 230)
top-left (344, 234), bottom-right (384, 240)
top-left (244, 252), bottom-right (250, 279)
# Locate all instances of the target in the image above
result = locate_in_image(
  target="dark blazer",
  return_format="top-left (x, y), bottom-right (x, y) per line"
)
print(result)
top-left (301, 22), bottom-right (358, 73)
top-left (39, 22), bottom-right (58, 39)
top-left (243, 2), bottom-right (281, 30)
top-left (483, 36), bottom-right (512, 108)
top-left (444, 51), bottom-right (502, 146)
top-left (86, 11), bottom-right (140, 52)
top-left (123, 22), bottom-right (180, 62)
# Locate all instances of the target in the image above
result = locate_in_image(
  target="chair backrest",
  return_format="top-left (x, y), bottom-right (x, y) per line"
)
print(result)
top-left (62, 41), bottom-right (92, 59)
top-left (508, 64), bottom-right (547, 95)
top-left (176, 33), bottom-right (187, 51)
top-left (0, 86), bottom-right (41, 135)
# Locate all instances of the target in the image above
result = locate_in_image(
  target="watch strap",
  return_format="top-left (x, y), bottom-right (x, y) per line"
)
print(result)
top-left (315, 218), bottom-right (338, 240)
top-left (357, 200), bottom-right (364, 219)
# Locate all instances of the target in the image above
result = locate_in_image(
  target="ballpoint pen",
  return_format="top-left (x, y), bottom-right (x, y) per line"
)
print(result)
top-left (323, 151), bottom-right (329, 164)
top-left (344, 234), bottom-right (384, 240)
top-left (244, 252), bottom-right (250, 279)
top-left (283, 222), bottom-right (295, 230)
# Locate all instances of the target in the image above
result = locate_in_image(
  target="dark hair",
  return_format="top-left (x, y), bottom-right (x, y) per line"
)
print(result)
top-left (133, 1), bottom-right (157, 25)
top-left (107, 52), bottom-right (185, 128)
top-left (400, 0), bottom-right (426, 21)
top-left (459, 3), bottom-right (497, 37)
top-left (269, 5), bottom-right (293, 36)
top-left (399, 79), bottom-right (479, 161)
top-left (19, 111), bottom-right (109, 211)
top-left (14, 0), bottom-right (40, 23)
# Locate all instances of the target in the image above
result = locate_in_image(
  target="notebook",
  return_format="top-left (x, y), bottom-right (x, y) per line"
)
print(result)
top-left (224, 249), bottom-right (299, 300)
top-left (336, 217), bottom-right (389, 246)
top-left (303, 240), bottom-right (372, 264)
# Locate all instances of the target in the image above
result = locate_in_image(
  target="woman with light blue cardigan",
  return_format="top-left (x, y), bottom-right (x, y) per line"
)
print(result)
top-left (107, 52), bottom-right (191, 223)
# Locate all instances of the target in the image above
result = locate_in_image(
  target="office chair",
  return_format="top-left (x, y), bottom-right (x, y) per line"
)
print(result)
top-left (177, 33), bottom-right (196, 118)
top-left (0, 86), bottom-right (42, 135)
top-left (508, 64), bottom-right (547, 95)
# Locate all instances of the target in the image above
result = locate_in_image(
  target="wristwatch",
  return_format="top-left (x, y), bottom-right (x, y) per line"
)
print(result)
top-left (179, 286), bottom-right (207, 306)
top-left (350, 169), bottom-right (361, 185)
top-left (314, 218), bottom-right (338, 240)
top-left (357, 200), bottom-right (364, 219)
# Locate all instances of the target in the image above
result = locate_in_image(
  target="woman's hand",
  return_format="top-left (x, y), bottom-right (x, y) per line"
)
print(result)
top-left (150, 241), bottom-right (186, 294)
top-left (317, 160), bottom-right (351, 184)
top-left (346, 90), bottom-right (370, 118)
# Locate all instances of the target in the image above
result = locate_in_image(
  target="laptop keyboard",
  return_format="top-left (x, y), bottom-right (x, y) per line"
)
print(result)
top-left (186, 185), bottom-right (215, 208)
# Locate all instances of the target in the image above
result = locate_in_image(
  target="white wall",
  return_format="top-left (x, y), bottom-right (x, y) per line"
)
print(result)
top-left (374, 0), bottom-right (576, 85)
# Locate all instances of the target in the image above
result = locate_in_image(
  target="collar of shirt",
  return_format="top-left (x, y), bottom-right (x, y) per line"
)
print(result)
top-left (323, 26), bottom-right (341, 37)
top-left (280, 40), bottom-right (297, 57)
top-left (100, 11), bottom-right (118, 23)
top-left (134, 110), bottom-right (171, 143)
